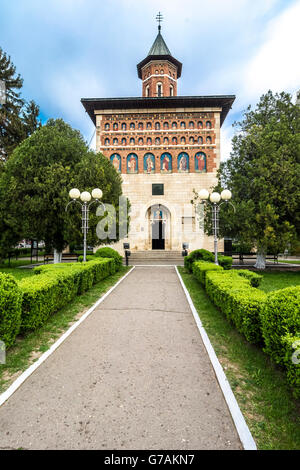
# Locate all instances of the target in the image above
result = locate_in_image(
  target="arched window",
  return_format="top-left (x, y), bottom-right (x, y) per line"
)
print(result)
top-left (180, 121), bottom-right (186, 129)
top-left (127, 153), bottom-right (138, 174)
top-left (147, 122), bottom-right (152, 129)
top-left (110, 153), bottom-right (121, 173)
top-left (155, 137), bottom-right (161, 145)
top-left (206, 136), bottom-right (212, 144)
top-left (113, 138), bottom-right (118, 145)
top-left (105, 138), bottom-right (110, 146)
top-left (157, 82), bottom-right (163, 97)
top-left (198, 121), bottom-right (203, 129)
top-left (172, 122), bottom-right (177, 129)
top-left (195, 152), bottom-right (207, 173)
top-left (144, 153), bottom-right (155, 174)
top-left (146, 85), bottom-right (150, 97)
top-left (189, 121), bottom-right (194, 129)
top-left (181, 137), bottom-right (186, 144)
top-left (138, 122), bottom-right (144, 130)
top-left (121, 123), bottom-right (126, 130)
top-left (164, 137), bottom-right (169, 144)
top-left (138, 137), bottom-right (144, 145)
top-left (172, 137), bottom-right (177, 144)
top-left (130, 137), bottom-right (135, 145)
top-left (163, 122), bottom-right (169, 129)
top-left (189, 136), bottom-right (194, 144)
top-left (198, 136), bottom-right (203, 144)
top-left (147, 137), bottom-right (152, 145)
top-left (170, 85), bottom-right (174, 96)
top-left (155, 122), bottom-right (160, 130)
top-left (121, 138), bottom-right (126, 145)
top-left (130, 122), bottom-right (135, 130)
top-left (105, 123), bottom-right (110, 130)
top-left (161, 152), bottom-right (172, 172)
top-left (206, 121), bottom-right (212, 129)
top-left (178, 152), bottom-right (189, 172)
top-left (113, 123), bottom-right (118, 131)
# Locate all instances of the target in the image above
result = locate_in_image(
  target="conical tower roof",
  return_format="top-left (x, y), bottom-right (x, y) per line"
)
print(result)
top-left (148, 31), bottom-right (172, 56)
top-left (137, 25), bottom-right (182, 79)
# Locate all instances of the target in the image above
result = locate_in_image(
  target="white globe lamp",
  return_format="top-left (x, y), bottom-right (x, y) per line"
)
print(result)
top-left (69, 188), bottom-right (80, 200)
top-left (92, 188), bottom-right (103, 200)
top-left (198, 189), bottom-right (209, 200)
top-left (221, 189), bottom-right (232, 201)
top-left (210, 192), bottom-right (221, 203)
top-left (80, 191), bottom-right (92, 203)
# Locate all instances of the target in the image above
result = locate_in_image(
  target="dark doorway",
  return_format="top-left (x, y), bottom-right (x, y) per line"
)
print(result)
top-left (152, 221), bottom-right (165, 250)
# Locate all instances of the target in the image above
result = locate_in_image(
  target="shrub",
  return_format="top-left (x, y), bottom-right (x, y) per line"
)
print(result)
top-left (217, 255), bottom-right (232, 270)
top-left (94, 247), bottom-right (123, 270)
top-left (205, 270), bottom-right (267, 343)
top-left (184, 249), bottom-right (214, 272)
top-left (192, 261), bottom-right (223, 286)
top-left (19, 259), bottom-right (115, 331)
top-left (260, 286), bottom-right (300, 366)
top-left (78, 255), bottom-right (96, 263)
top-left (0, 273), bottom-right (23, 348)
top-left (236, 270), bottom-right (263, 287)
top-left (281, 334), bottom-right (300, 399)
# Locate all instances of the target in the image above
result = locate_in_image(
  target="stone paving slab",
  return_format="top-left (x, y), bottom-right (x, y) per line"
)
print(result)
top-left (0, 266), bottom-right (242, 450)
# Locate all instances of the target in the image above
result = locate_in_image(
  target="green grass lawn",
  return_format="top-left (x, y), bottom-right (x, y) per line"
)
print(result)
top-left (279, 260), bottom-right (300, 265)
top-left (178, 266), bottom-right (300, 450)
top-left (0, 266), bottom-right (131, 394)
top-left (258, 270), bottom-right (300, 293)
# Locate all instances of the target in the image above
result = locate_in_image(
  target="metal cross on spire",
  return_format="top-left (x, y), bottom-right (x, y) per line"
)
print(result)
top-left (156, 12), bottom-right (163, 32)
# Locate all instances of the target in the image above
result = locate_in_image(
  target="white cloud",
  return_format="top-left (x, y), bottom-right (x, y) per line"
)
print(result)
top-left (241, 0), bottom-right (300, 101)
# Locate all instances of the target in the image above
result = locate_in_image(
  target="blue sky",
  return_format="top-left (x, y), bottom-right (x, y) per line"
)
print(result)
top-left (1, 0), bottom-right (299, 159)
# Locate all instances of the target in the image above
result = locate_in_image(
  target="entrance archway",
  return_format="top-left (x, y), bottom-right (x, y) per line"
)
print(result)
top-left (147, 204), bottom-right (171, 250)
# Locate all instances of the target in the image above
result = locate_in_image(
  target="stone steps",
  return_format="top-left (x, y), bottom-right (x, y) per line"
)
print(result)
top-left (128, 250), bottom-right (183, 260)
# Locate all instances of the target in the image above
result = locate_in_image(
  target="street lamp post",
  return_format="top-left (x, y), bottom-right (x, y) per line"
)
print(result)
top-left (66, 188), bottom-right (104, 262)
top-left (198, 189), bottom-right (234, 265)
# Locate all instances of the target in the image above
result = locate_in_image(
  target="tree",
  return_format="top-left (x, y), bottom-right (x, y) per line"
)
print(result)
top-left (0, 47), bottom-right (41, 161)
top-left (215, 90), bottom-right (300, 269)
top-left (0, 119), bottom-right (128, 261)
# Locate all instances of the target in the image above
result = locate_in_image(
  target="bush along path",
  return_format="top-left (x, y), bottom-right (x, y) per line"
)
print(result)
top-left (190, 261), bottom-right (300, 399)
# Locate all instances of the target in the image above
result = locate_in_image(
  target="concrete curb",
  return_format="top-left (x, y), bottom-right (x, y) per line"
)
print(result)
top-left (175, 266), bottom-right (257, 451)
top-left (0, 267), bottom-right (135, 408)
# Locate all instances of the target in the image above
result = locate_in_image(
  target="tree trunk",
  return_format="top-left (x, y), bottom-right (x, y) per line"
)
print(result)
top-left (254, 250), bottom-right (266, 270)
top-left (53, 248), bottom-right (62, 264)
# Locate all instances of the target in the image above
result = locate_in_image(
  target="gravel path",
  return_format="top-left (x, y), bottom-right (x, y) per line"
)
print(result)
top-left (0, 266), bottom-right (242, 450)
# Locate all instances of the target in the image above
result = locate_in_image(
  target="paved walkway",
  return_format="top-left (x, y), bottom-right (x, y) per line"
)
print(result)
top-left (0, 266), bottom-right (242, 450)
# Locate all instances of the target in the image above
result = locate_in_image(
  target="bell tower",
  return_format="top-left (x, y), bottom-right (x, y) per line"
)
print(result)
top-left (137, 13), bottom-right (182, 98)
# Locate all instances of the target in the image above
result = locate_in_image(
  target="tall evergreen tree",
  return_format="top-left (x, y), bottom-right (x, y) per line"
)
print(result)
top-left (0, 47), bottom-right (41, 161)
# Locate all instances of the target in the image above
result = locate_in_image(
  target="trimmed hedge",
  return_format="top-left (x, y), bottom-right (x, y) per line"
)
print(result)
top-left (0, 273), bottom-right (23, 348)
top-left (192, 261), bottom-right (223, 286)
top-left (184, 249), bottom-right (215, 272)
top-left (19, 258), bottom-right (116, 331)
top-left (260, 286), bottom-right (300, 366)
top-left (95, 247), bottom-right (123, 269)
top-left (235, 270), bottom-right (263, 287)
top-left (205, 270), bottom-right (267, 343)
top-left (218, 255), bottom-right (233, 270)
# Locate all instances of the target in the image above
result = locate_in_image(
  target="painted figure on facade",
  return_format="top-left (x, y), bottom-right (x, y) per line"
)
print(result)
top-left (127, 154), bottom-right (138, 173)
top-left (110, 154), bottom-right (121, 172)
top-left (144, 153), bottom-right (155, 174)
top-left (178, 153), bottom-right (189, 172)
top-left (161, 153), bottom-right (172, 172)
top-left (195, 152), bottom-right (207, 172)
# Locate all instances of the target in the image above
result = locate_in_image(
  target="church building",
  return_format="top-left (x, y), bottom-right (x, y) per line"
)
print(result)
top-left (81, 20), bottom-right (235, 254)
